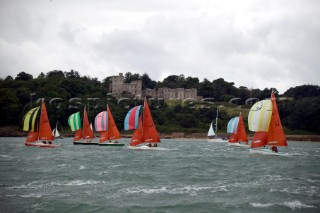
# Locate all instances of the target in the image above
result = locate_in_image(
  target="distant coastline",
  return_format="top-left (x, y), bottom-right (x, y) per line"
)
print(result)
top-left (1, 126), bottom-right (319, 142)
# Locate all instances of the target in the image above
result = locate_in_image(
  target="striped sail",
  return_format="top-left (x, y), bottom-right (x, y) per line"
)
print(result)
top-left (227, 117), bottom-right (239, 133)
top-left (22, 106), bottom-right (40, 132)
top-left (94, 111), bottom-right (108, 131)
top-left (124, 105), bottom-right (142, 130)
top-left (248, 100), bottom-right (272, 132)
top-left (68, 112), bottom-right (81, 131)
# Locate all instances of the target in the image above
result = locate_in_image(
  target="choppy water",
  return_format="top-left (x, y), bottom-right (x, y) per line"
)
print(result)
top-left (0, 137), bottom-right (319, 213)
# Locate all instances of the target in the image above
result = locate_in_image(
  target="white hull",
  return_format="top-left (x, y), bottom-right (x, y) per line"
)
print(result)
top-left (129, 145), bottom-right (165, 150)
top-left (207, 138), bottom-right (228, 143)
top-left (25, 142), bottom-right (60, 148)
top-left (227, 142), bottom-right (250, 147)
top-left (249, 148), bottom-right (284, 156)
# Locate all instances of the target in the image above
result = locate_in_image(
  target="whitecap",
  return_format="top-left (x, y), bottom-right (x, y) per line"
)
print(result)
top-left (64, 180), bottom-right (104, 186)
top-left (283, 200), bottom-right (315, 209)
top-left (250, 202), bottom-right (275, 208)
top-left (21, 193), bottom-right (43, 198)
top-left (0, 154), bottom-right (13, 158)
top-left (79, 165), bottom-right (86, 170)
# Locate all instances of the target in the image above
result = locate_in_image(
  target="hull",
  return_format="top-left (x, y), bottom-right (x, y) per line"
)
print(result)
top-left (25, 142), bottom-right (60, 148)
top-left (207, 138), bottom-right (228, 143)
top-left (249, 148), bottom-right (285, 156)
top-left (227, 142), bottom-right (250, 147)
top-left (129, 145), bottom-right (165, 150)
top-left (73, 141), bottom-right (98, 145)
top-left (99, 142), bottom-right (124, 146)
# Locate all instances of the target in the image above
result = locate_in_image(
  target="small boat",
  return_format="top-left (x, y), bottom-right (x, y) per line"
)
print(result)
top-left (124, 98), bottom-right (161, 150)
top-left (68, 106), bottom-right (98, 145)
top-left (23, 100), bottom-right (60, 148)
top-left (95, 105), bottom-right (124, 146)
top-left (207, 110), bottom-right (228, 142)
top-left (52, 122), bottom-right (64, 139)
top-left (248, 90), bottom-right (288, 155)
top-left (227, 113), bottom-right (249, 147)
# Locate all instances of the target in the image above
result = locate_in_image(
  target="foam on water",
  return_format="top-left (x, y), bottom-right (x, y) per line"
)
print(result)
top-left (250, 201), bottom-right (315, 209)
top-left (1, 138), bottom-right (319, 212)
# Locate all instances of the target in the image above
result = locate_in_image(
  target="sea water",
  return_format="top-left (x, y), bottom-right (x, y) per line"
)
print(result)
top-left (0, 137), bottom-right (319, 212)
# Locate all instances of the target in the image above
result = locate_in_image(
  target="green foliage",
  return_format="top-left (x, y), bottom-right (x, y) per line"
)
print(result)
top-left (0, 70), bottom-right (319, 134)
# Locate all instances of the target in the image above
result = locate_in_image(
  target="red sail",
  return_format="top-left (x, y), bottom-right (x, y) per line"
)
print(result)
top-left (266, 91), bottom-right (287, 146)
top-left (130, 115), bottom-right (143, 146)
top-left (74, 129), bottom-right (82, 141)
top-left (99, 106), bottom-right (121, 143)
top-left (142, 99), bottom-right (160, 143)
top-left (83, 106), bottom-right (95, 139)
top-left (251, 132), bottom-right (268, 148)
top-left (237, 113), bottom-right (248, 143)
top-left (26, 131), bottom-right (39, 143)
top-left (107, 105), bottom-right (121, 140)
top-left (39, 101), bottom-right (54, 141)
top-left (228, 133), bottom-right (238, 143)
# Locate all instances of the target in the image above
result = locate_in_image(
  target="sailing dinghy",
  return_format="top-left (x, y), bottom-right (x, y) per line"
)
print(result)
top-left (124, 98), bottom-right (162, 150)
top-left (227, 113), bottom-right (249, 147)
top-left (207, 110), bottom-right (228, 142)
top-left (248, 90), bottom-right (288, 155)
top-left (68, 106), bottom-right (98, 145)
top-left (23, 100), bottom-right (60, 148)
top-left (95, 105), bottom-right (124, 146)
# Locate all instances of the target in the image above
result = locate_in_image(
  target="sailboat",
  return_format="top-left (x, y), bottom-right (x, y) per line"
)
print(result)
top-left (227, 113), bottom-right (249, 147)
top-left (124, 98), bottom-right (161, 150)
top-left (248, 90), bottom-right (288, 155)
top-left (94, 105), bottom-right (124, 146)
top-left (52, 122), bottom-right (63, 139)
top-left (207, 109), bottom-right (228, 142)
top-left (23, 100), bottom-right (60, 148)
top-left (68, 106), bottom-right (97, 145)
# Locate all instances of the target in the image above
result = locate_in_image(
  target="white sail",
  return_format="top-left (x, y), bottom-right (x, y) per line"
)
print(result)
top-left (52, 128), bottom-right (60, 137)
top-left (207, 123), bottom-right (215, 137)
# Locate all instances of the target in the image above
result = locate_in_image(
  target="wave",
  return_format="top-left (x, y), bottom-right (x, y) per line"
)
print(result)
top-left (118, 185), bottom-right (228, 196)
top-left (0, 154), bottom-right (13, 158)
top-left (250, 200), bottom-right (316, 209)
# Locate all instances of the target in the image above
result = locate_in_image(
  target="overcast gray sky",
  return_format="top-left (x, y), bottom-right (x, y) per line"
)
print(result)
top-left (0, 0), bottom-right (319, 93)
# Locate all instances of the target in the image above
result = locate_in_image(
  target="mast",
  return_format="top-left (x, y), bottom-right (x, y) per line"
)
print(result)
top-left (82, 105), bottom-right (85, 139)
top-left (142, 98), bottom-right (145, 141)
top-left (215, 109), bottom-right (218, 138)
top-left (37, 100), bottom-right (43, 141)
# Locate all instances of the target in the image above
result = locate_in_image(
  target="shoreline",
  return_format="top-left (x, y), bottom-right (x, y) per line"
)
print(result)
top-left (1, 126), bottom-right (319, 142)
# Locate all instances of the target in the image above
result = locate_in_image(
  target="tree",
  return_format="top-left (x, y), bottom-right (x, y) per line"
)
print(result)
top-left (65, 70), bottom-right (80, 79)
top-left (46, 70), bottom-right (65, 79)
top-left (284, 85), bottom-right (320, 100)
top-left (141, 73), bottom-right (156, 89)
top-left (15, 71), bottom-right (33, 81)
top-left (5, 75), bottom-right (13, 81)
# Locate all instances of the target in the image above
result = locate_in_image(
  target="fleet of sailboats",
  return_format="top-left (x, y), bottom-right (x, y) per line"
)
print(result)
top-left (22, 92), bottom-right (288, 154)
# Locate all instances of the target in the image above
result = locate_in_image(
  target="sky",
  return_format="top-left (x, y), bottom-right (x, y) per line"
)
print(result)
top-left (0, 0), bottom-right (319, 93)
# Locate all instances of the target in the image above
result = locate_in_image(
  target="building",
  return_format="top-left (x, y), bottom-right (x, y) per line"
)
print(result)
top-left (110, 73), bottom-right (198, 100)
top-left (110, 73), bottom-right (142, 98)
